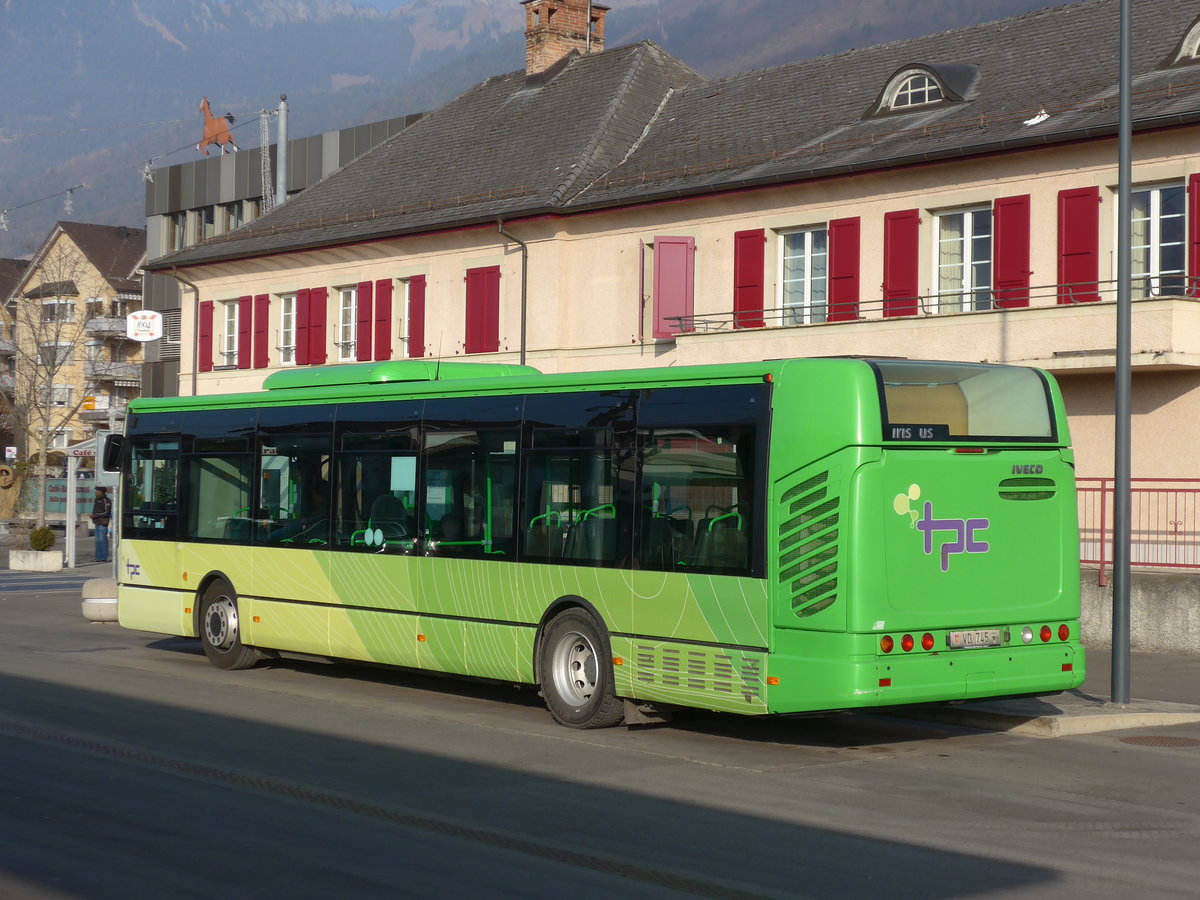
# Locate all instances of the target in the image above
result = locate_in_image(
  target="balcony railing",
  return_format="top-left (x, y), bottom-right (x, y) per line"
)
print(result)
top-left (84, 359), bottom-right (141, 383)
top-left (666, 276), bottom-right (1200, 334)
top-left (84, 316), bottom-right (130, 339)
top-left (1077, 478), bottom-right (1200, 585)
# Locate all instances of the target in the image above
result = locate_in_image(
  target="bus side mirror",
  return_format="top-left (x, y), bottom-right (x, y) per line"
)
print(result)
top-left (102, 434), bottom-right (126, 473)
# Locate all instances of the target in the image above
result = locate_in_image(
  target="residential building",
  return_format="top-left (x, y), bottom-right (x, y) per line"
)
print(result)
top-left (0, 257), bottom-right (29, 453)
top-left (2, 222), bottom-right (145, 454)
top-left (146, 0), bottom-right (1200, 481)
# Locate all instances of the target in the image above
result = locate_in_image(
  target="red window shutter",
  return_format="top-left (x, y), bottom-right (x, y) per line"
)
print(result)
top-left (197, 300), bottom-right (214, 373)
top-left (253, 294), bottom-right (270, 369)
top-left (1188, 174), bottom-right (1200, 298)
top-left (465, 266), bottom-right (500, 354)
top-left (732, 229), bottom-right (765, 329)
top-left (309, 286), bottom-right (328, 364)
top-left (356, 280), bottom-right (374, 362)
top-left (374, 279), bottom-right (393, 361)
top-left (993, 195), bottom-right (1032, 308)
top-left (407, 276), bottom-right (426, 359)
top-left (295, 288), bottom-right (311, 366)
top-left (828, 217), bottom-right (861, 322)
top-left (236, 295), bottom-right (252, 369)
top-left (883, 210), bottom-right (921, 317)
top-left (653, 236), bottom-right (696, 339)
top-left (1057, 186), bottom-right (1101, 303)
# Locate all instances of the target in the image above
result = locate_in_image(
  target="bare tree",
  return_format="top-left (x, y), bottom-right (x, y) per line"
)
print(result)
top-left (2, 238), bottom-right (107, 528)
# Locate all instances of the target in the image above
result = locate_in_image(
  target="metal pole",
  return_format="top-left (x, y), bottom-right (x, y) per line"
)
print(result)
top-left (275, 95), bottom-right (289, 208)
top-left (66, 453), bottom-right (77, 568)
top-left (496, 219), bottom-right (528, 367)
top-left (1111, 0), bottom-right (1132, 705)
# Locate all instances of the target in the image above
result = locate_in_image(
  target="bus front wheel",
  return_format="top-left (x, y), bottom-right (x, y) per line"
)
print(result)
top-left (538, 608), bottom-right (624, 729)
top-left (199, 580), bottom-right (263, 671)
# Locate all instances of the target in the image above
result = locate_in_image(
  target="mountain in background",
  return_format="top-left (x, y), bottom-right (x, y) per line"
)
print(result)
top-left (0, 0), bottom-right (1073, 258)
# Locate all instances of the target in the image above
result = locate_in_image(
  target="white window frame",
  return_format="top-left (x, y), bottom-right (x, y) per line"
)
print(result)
top-left (49, 430), bottom-right (71, 450)
top-left (778, 227), bottom-right (828, 325)
top-left (1127, 181), bottom-right (1187, 299)
top-left (278, 293), bottom-right (297, 366)
top-left (38, 342), bottom-right (74, 368)
top-left (337, 286), bottom-right (357, 361)
top-left (933, 205), bottom-right (993, 314)
top-left (41, 298), bottom-right (75, 323)
top-left (40, 384), bottom-right (73, 408)
top-left (220, 300), bottom-right (239, 365)
top-left (888, 71), bottom-right (943, 110)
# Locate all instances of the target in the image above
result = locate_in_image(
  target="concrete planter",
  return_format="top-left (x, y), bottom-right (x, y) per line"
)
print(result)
top-left (9, 549), bottom-right (64, 572)
top-left (81, 577), bottom-right (118, 622)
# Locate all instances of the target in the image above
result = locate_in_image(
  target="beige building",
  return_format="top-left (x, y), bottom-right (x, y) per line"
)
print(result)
top-left (2, 222), bottom-right (145, 455)
top-left (147, 0), bottom-right (1200, 482)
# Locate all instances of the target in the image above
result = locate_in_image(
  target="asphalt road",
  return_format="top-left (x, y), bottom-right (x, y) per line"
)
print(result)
top-left (1, 580), bottom-right (1198, 899)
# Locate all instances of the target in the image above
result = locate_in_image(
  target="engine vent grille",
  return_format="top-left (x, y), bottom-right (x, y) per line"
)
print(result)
top-left (633, 645), bottom-right (763, 703)
top-left (778, 470), bottom-right (840, 618)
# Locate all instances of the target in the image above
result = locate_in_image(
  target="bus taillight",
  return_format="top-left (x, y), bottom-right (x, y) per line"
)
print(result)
top-left (921, 633), bottom-right (935, 651)
top-left (1058, 624), bottom-right (1070, 641)
top-left (900, 634), bottom-right (915, 652)
top-left (1039, 625), bottom-right (1053, 643)
top-left (880, 635), bottom-right (894, 653)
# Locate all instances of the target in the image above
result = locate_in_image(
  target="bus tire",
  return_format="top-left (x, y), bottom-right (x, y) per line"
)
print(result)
top-left (199, 580), bottom-right (263, 671)
top-left (538, 608), bottom-right (624, 729)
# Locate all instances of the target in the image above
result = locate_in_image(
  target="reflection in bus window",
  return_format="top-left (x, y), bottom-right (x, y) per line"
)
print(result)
top-left (337, 430), bottom-right (419, 552)
top-left (259, 432), bottom-right (332, 546)
top-left (424, 428), bottom-right (517, 557)
top-left (125, 438), bottom-right (179, 537)
top-left (184, 438), bottom-right (254, 542)
top-left (639, 427), bottom-right (754, 575)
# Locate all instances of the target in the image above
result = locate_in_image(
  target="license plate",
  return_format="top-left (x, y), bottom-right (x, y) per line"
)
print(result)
top-left (947, 629), bottom-right (1001, 649)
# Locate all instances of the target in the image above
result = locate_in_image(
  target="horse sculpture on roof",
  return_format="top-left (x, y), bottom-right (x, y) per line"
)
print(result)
top-left (197, 97), bottom-right (238, 156)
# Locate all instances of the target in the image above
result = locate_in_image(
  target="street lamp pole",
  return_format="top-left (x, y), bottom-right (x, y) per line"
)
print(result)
top-left (1111, 0), bottom-right (1132, 705)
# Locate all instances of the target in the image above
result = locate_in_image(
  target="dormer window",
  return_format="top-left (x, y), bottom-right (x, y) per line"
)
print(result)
top-left (891, 73), bottom-right (943, 109)
top-left (868, 63), bottom-right (977, 118)
top-left (1166, 18), bottom-right (1200, 66)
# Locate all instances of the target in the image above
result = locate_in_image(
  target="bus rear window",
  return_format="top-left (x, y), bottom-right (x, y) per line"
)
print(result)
top-left (871, 360), bottom-right (1055, 442)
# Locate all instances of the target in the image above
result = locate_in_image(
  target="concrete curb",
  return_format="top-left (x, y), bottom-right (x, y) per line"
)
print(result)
top-left (893, 690), bottom-right (1200, 738)
top-left (81, 577), bottom-right (118, 623)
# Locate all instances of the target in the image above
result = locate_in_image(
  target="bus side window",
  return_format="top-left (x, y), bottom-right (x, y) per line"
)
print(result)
top-left (522, 429), bottom-right (624, 567)
top-left (636, 384), bottom-right (762, 576)
top-left (423, 428), bottom-right (517, 557)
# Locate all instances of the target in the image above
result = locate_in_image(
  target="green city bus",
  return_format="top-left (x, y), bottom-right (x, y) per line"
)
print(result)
top-left (109, 356), bottom-right (1084, 728)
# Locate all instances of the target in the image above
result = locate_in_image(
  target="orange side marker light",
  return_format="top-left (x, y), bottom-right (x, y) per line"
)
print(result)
top-left (612, 657), bottom-right (624, 666)
top-left (766, 676), bottom-right (780, 686)
top-left (417, 634), bottom-right (426, 643)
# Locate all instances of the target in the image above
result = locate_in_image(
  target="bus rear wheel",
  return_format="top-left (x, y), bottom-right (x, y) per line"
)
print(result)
top-left (199, 580), bottom-right (263, 671)
top-left (538, 608), bottom-right (624, 729)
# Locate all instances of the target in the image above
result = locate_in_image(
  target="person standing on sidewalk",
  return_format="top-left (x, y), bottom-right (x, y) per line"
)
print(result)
top-left (90, 486), bottom-right (112, 563)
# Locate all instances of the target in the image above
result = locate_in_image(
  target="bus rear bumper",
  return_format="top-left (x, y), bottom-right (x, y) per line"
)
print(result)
top-left (766, 642), bottom-right (1085, 714)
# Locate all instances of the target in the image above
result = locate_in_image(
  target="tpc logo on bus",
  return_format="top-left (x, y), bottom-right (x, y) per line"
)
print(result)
top-left (893, 484), bottom-right (990, 572)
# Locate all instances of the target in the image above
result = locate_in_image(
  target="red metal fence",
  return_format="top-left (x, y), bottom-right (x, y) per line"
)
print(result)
top-left (1077, 478), bottom-right (1200, 585)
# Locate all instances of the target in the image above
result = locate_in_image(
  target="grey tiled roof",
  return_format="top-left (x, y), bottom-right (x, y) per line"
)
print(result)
top-left (0, 258), bottom-right (27, 304)
top-left (58, 222), bottom-right (146, 294)
top-left (150, 0), bottom-right (1200, 270)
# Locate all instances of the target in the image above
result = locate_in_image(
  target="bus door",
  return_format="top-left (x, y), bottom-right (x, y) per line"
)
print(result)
top-left (416, 397), bottom-right (521, 679)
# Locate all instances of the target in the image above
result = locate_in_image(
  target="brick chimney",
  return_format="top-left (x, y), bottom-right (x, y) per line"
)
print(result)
top-left (522, 0), bottom-right (608, 77)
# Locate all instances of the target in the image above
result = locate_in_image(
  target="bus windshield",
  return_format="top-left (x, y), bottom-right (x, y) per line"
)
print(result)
top-left (871, 360), bottom-right (1055, 442)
